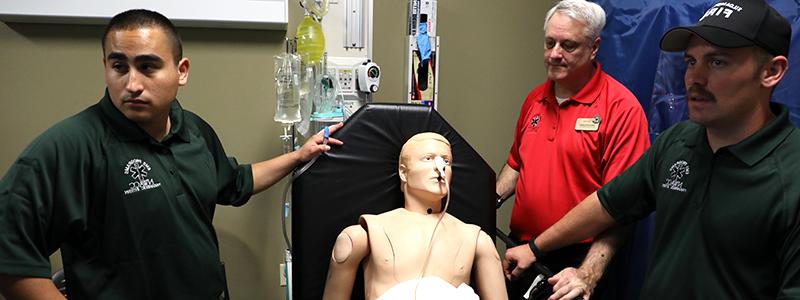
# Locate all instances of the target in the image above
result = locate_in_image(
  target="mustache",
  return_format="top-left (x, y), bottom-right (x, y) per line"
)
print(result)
top-left (687, 85), bottom-right (715, 101)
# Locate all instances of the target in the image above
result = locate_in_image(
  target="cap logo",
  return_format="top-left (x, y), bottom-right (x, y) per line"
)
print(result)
top-left (699, 2), bottom-right (743, 21)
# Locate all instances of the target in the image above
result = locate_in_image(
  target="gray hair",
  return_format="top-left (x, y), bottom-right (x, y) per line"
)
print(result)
top-left (544, 0), bottom-right (606, 41)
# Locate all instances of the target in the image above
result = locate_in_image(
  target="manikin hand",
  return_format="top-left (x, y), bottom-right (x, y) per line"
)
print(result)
top-left (502, 244), bottom-right (536, 280)
top-left (295, 122), bottom-right (343, 162)
top-left (547, 267), bottom-right (594, 300)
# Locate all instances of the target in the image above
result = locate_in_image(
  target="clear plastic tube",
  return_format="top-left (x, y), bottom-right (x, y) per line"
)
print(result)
top-left (415, 157), bottom-right (450, 299)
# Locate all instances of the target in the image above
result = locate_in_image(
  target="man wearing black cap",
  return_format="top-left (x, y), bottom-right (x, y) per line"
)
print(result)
top-left (522, 0), bottom-right (800, 299)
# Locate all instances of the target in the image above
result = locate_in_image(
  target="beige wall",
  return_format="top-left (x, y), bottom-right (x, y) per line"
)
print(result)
top-left (0, 1), bottom-right (550, 298)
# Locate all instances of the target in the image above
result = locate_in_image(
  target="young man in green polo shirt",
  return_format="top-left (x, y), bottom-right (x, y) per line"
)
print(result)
top-left (0, 9), bottom-right (342, 299)
top-left (512, 0), bottom-right (799, 299)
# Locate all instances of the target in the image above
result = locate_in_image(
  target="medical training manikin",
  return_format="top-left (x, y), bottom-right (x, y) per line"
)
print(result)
top-left (322, 132), bottom-right (507, 300)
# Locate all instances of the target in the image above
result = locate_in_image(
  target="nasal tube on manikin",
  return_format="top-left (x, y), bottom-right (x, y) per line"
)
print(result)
top-left (434, 156), bottom-right (447, 180)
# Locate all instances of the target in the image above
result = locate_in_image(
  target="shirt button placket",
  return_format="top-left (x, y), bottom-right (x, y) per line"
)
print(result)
top-left (547, 100), bottom-right (558, 141)
top-left (158, 147), bottom-right (177, 177)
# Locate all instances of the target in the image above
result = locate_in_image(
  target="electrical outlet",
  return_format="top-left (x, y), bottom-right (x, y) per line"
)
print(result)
top-left (279, 263), bottom-right (287, 286)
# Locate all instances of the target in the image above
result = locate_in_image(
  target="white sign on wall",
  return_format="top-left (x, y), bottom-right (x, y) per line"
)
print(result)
top-left (0, 0), bottom-right (288, 30)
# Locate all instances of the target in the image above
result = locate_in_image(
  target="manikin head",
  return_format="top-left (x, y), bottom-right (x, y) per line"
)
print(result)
top-left (398, 132), bottom-right (453, 213)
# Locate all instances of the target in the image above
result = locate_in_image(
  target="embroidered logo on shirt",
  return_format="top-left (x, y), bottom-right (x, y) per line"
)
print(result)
top-left (531, 114), bottom-right (541, 128)
top-left (661, 160), bottom-right (689, 192)
top-left (124, 159), bottom-right (162, 195)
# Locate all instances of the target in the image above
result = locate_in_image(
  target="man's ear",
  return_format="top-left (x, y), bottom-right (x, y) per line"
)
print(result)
top-left (398, 163), bottom-right (408, 183)
top-left (590, 37), bottom-right (601, 61)
top-left (178, 58), bottom-right (190, 86)
top-left (762, 55), bottom-right (788, 89)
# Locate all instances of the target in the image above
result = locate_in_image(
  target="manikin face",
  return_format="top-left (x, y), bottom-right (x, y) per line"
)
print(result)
top-left (103, 27), bottom-right (189, 127)
top-left (543, 12), bottom-right (599, 83)
top-left (683, 36), bottom-right (764, 129)
top-left (399, 137), bottom-right (453, 201)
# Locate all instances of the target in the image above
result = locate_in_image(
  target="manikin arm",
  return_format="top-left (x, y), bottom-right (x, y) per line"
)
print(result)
top-left (322, 225), bottom-right (370, 300)
top-left (473, 231), bottom-right (509, 300)
top-left (0, 275), bottom-right (65, 300)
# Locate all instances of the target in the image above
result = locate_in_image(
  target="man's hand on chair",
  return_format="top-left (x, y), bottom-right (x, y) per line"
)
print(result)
top-left (502, 244), bottom-right (536, 280)
top-left (548, 267), bottom-right (594, 300)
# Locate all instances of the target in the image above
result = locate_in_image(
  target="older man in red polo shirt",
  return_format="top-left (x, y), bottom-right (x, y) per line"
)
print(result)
top-left (497, 0), bottom-right (650, 298)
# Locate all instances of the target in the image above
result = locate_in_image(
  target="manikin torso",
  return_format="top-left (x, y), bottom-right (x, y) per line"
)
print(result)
top-left (360, 208), bottom-right (480, 299)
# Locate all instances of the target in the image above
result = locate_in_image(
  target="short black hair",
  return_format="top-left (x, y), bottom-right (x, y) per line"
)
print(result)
top-left (101, 9), bottom-right (183, 64)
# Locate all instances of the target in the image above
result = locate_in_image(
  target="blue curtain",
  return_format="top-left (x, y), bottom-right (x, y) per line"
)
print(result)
top-left (591, 1), bottom-right (800, 299)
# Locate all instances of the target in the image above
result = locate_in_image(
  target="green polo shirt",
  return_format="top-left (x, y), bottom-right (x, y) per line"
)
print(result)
top-left (0, 92), bottom-right (254, 299)
top-left (598, 103), bottom-right (800, 299)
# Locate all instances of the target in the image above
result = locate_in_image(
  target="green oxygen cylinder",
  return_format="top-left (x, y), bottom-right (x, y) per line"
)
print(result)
top-left (295, 14), bottom-right (325, 65)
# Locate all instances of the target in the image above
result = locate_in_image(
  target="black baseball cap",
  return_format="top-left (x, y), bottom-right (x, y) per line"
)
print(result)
top-left (660, 0), bottom-right (791, 56)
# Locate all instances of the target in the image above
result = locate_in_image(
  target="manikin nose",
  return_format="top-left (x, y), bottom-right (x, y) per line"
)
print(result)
top-left (434, 156), bottom-right (447, 180)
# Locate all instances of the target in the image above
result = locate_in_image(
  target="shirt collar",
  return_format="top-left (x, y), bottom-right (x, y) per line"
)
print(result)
top-left (728, 103), bottom-right (794, 166)
top-left (683, 122), bottom-right (706, 149)
top-left (683, 103), bottom-right (793, 164)
top-left (98, 89), bottom-right (190, 143)
top-left (539, 61), bottom-right (604, 105)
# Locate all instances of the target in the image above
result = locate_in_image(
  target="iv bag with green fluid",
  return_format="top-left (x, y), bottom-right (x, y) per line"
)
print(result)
top-left (295, 15), bottom-right (325, 65)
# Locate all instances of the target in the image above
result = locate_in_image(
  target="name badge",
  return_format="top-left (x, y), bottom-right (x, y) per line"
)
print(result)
top-left (575, 116), bottom-right (601, 131)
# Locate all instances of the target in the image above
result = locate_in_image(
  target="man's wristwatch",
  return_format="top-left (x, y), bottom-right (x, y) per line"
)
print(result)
top-left (528, 239), bottom-right (547, 258)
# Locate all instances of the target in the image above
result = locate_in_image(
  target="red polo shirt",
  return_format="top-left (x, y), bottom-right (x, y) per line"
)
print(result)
top-left (507, 63), bottom-right (650, 241)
